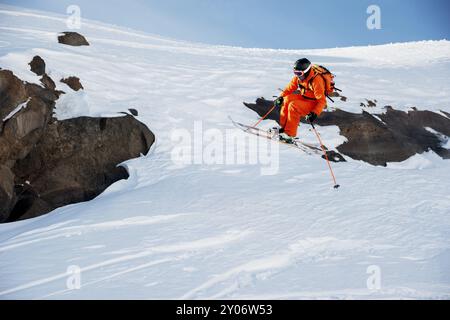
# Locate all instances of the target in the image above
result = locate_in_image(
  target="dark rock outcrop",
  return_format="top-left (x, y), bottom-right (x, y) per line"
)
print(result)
top-left (441, 110), bottom-right (450, 119)
top-left (324, 150), bottom-right (346, 163)
top-left (27, 56), bottom-right (59, 91)
top-left (61, 76), bottom-right (83, 91)
top-left (1, 59), bottom-right (154, 223)
top-left (361, 99), bottom-right (377, 108)
top-left (40, 74), bottom-right (56, 90)
top-left (244, 98), bottom-right (280, 122)
top-left (0, 70), bottom-right (29, 123)
top-left (58, 32), bottom-right (90, 46)
top-left (129, 108), bottom-right (139, 116)
top-left (0, 165), bottom-right (15, 219)
top-left (0, 70), bottom-right (57, 163)
top-left (11, 115), bottom-right (154, 221)
top-left (29, 55), bottom-right (46, 76)
top-left (244, 98), bottom-right (450, 166)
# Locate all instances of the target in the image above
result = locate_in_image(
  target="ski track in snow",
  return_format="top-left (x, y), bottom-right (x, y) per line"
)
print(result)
top-left (0, 5), bottom-right (449, 299)
top-left (0, 230), bottom-right (252, 298)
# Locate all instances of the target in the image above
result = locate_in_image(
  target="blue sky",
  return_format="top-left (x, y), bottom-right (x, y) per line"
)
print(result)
top-left (1, 0), bottom-right (449, 49)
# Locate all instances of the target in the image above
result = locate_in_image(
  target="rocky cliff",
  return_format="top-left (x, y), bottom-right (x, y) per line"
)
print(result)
top-left (0, 57), bottom-right (154, 222)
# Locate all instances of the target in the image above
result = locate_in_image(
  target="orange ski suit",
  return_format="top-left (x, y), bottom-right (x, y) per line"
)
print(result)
top-left (279, 68), bottom-right (327, 137)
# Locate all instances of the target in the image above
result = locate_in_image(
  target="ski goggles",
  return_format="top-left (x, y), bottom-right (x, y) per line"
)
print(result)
top-left (293, 64), bottom-right (312, 78)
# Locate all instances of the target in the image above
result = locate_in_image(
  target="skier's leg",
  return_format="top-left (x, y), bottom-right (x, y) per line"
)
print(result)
top-left (280, 104), bottom-right (288, 128)
top-left (283, 104), bottom-right (302, 137)
top-left (280, 94), bottom-right (302, 130)
top-left (284, 98), bottom-right (313, 137)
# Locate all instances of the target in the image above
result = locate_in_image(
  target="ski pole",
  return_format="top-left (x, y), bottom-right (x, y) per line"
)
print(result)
top-left (309, 121), bottom-right (340, 189)
top-left (251, 104), bottom-right (275, 129)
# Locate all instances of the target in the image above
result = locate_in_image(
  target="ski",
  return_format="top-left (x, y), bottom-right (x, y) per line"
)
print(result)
top-left (229, 116), bottom-right (323, 155)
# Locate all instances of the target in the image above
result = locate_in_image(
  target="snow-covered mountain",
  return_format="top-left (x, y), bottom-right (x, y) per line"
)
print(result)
top-left (0, 5), bottom-right (449, 299)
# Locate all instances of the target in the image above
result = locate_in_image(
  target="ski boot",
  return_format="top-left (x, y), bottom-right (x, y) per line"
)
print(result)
top-left (279, 132), bottom-right (296, 144)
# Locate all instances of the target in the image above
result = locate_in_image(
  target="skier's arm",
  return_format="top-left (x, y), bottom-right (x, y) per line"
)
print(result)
top-left (311, 76), bottom-right (327, 115)
top-left (280, 76), bottom-right (298, 97)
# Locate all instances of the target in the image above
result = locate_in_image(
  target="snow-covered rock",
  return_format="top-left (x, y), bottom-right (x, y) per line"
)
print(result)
top-left (0, 60), bottom-right (155, 222)
top-left (57, 32), bottom-right (89, 47)
top-left (60, 76), bottom-right (83, 91)
top-left (28, 55), bottom-right (45, 76)
top-left (245, 98), bottom-right (450, 166)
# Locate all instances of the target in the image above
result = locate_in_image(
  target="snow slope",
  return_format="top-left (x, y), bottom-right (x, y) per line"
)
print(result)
top-left (0, 5), bottom-right (449, 299)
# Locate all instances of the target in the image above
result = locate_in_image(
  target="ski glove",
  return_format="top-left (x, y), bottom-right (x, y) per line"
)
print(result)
top-left (274, 96), bottom-right (284, 108)
top-left (307, 112), bottom-right (318, 123)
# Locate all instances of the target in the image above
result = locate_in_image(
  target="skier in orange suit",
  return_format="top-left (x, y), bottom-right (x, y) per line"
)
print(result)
top-left (274, 58), bottom-right (327, 143)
